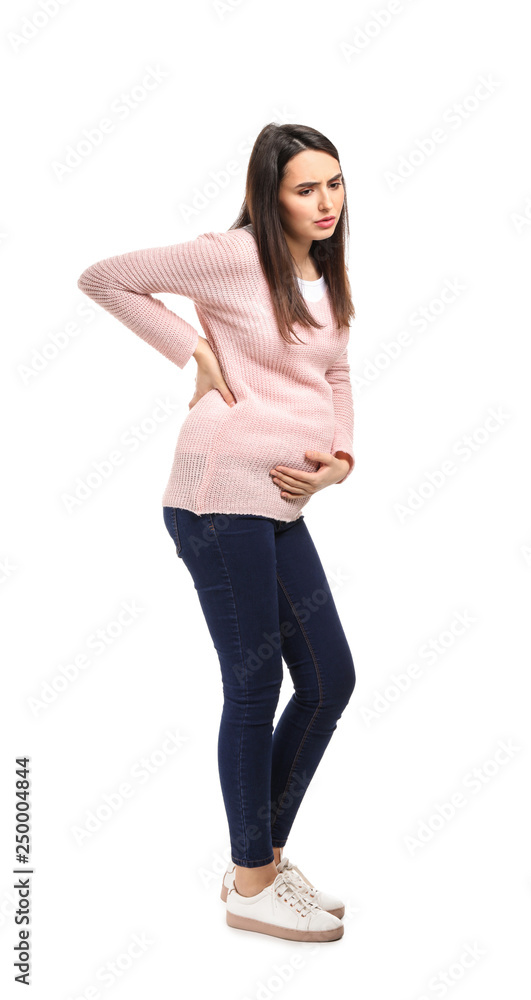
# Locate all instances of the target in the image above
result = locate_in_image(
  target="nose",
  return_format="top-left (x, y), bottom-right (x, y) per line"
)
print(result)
top-left (318, 193), bottom-right (334, 211)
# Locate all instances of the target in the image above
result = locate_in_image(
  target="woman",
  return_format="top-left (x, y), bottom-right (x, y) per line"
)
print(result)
top-left (77, 122), bottom-right (356, 943)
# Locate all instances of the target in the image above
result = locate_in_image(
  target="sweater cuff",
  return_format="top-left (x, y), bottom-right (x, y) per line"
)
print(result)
top-left (333, 447), bottom-right (355, 484)
top-left (178, 329), bottom-right (200, 369)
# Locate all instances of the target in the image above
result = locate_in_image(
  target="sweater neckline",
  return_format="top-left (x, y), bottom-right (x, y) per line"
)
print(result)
top-left (238, 226), bottom-right (331, 317)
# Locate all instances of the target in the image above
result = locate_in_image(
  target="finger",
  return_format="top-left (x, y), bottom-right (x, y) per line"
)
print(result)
top-left (279, 485), bottom-right (308, 497)
top-left (217, 385), bottom-right (236, 407)
top-left (272, 472), bottom-right (309, 489)
top-left (271, 466), bottom-right (314, 485)
top-left (271, 475), bottom-right (312, 496)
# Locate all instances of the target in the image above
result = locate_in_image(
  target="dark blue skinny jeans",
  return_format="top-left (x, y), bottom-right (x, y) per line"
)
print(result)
top-left (162, 507), bottom-right (356, 868)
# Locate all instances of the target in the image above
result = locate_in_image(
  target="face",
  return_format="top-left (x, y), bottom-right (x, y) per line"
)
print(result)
top-left (277, 148), bottom-right (344, 243)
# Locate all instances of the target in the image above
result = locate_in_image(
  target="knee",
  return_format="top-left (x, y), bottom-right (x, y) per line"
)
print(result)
top-left (222, 671), bottom-right (283, 717)
top-left (224, 656), bottom-right (284, 698)
top-left (329, 650), bottom-right (356, 712)
top-left (345, 659), bottom-right (356, 704)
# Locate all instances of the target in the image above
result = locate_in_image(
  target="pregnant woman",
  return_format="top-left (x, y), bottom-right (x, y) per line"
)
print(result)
top-left (77, 122), bottom-right (356, 943)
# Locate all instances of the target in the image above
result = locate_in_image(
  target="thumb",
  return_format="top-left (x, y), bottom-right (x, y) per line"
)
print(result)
top-left (306, 450), bottom-right (330, 463)
top-left (217, 383), bottom-right (237, 407)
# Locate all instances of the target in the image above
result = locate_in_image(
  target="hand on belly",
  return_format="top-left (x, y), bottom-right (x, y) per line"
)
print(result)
top-left (269, 449), bottom-right (352, 497)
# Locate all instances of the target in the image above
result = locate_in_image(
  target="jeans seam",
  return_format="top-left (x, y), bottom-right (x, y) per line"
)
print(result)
top-left (271, 571), bottom-right (324, 836)
top-left (172, 507), bottom-right (182, 555)
top-left (208, 518), bottom-right (252, 860)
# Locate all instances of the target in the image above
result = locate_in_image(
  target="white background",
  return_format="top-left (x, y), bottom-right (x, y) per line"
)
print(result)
top-left (1, 0), bottom-right (530, 997)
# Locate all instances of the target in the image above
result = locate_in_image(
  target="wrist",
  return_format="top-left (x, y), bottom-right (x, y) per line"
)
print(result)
top-left (333, 451), bottom-right (353, 484)
top-left (193, 335), bottom-right (210, 363)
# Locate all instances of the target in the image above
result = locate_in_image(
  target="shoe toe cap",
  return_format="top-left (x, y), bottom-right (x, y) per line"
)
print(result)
top-left (315, 889), bottom-right (344, 911)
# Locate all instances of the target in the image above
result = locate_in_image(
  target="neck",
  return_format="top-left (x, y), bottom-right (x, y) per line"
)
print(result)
top-left (282, 230), bottom-right (314, 279)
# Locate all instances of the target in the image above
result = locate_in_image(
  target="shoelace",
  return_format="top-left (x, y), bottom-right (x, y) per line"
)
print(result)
top-left (273, 872), bottom-right (323, 917)
top-left (277, 856), bottom-right (315, 890)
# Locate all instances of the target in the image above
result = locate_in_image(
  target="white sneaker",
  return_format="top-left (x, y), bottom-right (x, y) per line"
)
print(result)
top-left (220, 857), bottom-right (345, 919)
top-left (225, 870), bottom-right (344, 941)
top-left (276, 856), bottom-right (345, 920)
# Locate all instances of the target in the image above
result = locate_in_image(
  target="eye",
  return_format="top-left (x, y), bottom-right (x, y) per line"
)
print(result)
top-left (299, 181), bottom-right (343, 196)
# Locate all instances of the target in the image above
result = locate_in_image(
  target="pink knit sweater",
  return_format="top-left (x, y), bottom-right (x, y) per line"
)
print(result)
top-left (77, 225), bottom-right (354, 521)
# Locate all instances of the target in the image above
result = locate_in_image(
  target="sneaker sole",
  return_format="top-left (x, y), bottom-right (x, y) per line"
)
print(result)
top-left (220, 881), bottom-right (345, 919)
top-left (226, 909), bottom-right (344, 941)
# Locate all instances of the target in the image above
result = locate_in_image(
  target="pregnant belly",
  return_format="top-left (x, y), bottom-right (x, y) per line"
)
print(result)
top-left (174, 389), bottom-right (336, 473)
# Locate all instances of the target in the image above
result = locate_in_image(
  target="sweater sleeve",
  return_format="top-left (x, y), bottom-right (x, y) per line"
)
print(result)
top-left (325, 346), bottom-right (355, 484)
top-left (76, 231), bottom-right (233, 370)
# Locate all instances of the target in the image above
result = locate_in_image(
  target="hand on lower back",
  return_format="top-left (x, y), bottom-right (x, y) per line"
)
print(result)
top-left (190, 336), bottom-right (236, 409)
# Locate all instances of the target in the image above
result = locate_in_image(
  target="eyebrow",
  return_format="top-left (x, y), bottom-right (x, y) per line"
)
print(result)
top-left (293, 172), bottom-right (343, 190)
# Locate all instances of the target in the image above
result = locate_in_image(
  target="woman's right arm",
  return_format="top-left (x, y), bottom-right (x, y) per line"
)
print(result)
top-left (76, 231), bottom-right (240, 371)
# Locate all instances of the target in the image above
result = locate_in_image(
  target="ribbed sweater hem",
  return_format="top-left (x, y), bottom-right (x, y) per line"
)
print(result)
top-left (161, 477), bottom-right (305, 522)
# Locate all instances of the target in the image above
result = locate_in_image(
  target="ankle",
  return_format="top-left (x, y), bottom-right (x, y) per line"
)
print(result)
top-left (234, 860), bottom-right (278, 897)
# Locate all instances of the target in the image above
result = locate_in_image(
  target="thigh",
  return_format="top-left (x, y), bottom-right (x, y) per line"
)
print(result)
top-left (274, 518), bottom-right (355, 701)
top-left (167, 509), bottom-right (284, 695)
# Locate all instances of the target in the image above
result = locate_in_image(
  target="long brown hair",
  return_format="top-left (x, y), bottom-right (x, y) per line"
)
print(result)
top-left (229, 122), bottom-right (355, 345)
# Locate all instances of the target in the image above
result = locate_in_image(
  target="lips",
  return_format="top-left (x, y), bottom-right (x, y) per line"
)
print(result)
top-left (316, 217), bottom-right (335, 222)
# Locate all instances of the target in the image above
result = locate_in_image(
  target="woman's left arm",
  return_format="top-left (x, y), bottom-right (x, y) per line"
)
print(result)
top-left (325, 346), bottom-right (355, 483)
